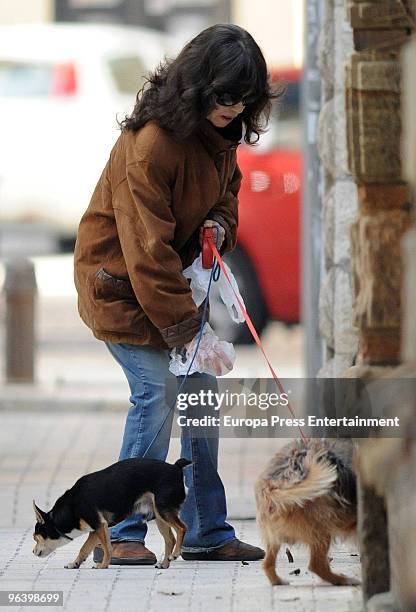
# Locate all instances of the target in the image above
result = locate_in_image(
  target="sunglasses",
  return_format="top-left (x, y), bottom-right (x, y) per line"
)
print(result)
top-left (214, 91), bottom-right (257, 107)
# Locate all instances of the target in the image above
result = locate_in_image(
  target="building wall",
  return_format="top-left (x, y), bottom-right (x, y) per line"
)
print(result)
top-left (0, 0), bottom-right (53, 24)
top-left (337, 1), bottom-right (416, 609)
top-left (232, 0), bottom-right (304, 68)
top-left (316, 0), bottom-right (359, 377)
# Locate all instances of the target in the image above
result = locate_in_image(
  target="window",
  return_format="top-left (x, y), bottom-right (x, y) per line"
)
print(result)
top-left (0, 61), bottom-right (77, 96)
top-left (276, 80), bottom-right (300, 121)
top-left (0, 61), bottom-right (52, 96)
top-left (107, 55), bottom-right (147, 94)
top-left (258, 79), bottom-right (302, 151)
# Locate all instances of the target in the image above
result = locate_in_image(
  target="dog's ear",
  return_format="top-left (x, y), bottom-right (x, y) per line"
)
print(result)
top-left (33, 500), bottom-right (47, 524)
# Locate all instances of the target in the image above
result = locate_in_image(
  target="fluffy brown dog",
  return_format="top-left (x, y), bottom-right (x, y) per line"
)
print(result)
top-left (255, 439), bottom-right (359, 586)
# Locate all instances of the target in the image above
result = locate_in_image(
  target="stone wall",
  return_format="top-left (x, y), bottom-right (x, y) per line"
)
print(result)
top-left (343, 1), bottom-right (416, 610)
top-left (313, 1), bottom-right (416, 609)
top-left (384, 31), bottom-right (416, 612)
top-left (345, 0), bottom-right (413, 366)
top-left (317, 0), bottom-right (359, 377)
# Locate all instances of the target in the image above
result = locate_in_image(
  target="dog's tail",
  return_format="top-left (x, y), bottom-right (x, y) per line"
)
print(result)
top-left (255, 444), bottom-right (338, 513)
top-left (175, 458), bottom-right (192, 470)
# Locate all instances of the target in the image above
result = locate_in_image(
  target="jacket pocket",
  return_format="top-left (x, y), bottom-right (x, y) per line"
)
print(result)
top-left (93, 268), bottom-right (136, 300)
top-left (90, 268), bottom-right (146, 336)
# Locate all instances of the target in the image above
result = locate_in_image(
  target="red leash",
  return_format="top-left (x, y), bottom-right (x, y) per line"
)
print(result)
top-left (207, 237), bottom-right (309, 444)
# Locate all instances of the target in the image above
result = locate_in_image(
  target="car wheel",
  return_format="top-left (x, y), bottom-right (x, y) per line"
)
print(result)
top-left (208, 245), bottom-right (268, 345)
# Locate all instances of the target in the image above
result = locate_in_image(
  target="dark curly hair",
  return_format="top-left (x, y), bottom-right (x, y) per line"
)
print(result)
top-left (119, 23), bottom-right (283, 144)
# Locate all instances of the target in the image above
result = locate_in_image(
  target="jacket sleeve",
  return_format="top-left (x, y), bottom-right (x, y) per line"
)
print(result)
top-left (113, 159), bottom-right (202, 348)
top-left (208, 162), bottom-right (242, 254)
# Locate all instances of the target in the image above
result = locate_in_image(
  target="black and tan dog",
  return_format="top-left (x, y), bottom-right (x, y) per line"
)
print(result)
top-left (33, 457), bottom-right (190, 569)
top-left (255, 439), bottom-right (359, 586)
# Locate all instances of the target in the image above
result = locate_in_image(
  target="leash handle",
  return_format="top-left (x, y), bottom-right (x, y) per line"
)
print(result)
top-left (202, 227), bottom-right (215, 269)
top-left (208, 237), bottom-right (309, 444)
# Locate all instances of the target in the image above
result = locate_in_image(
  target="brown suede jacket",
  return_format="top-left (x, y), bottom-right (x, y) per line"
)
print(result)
top-left (73, 118), bottom-right (242, 349)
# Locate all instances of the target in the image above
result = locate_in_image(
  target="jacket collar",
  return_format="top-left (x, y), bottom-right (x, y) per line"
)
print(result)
top-left (196, 117), bottom-right (242, 158)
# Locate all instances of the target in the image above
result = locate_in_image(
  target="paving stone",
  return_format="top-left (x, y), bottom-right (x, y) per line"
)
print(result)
top-left (0, 516), bottom-right (362, 612)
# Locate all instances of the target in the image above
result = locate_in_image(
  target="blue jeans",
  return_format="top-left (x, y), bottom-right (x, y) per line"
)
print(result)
top-left (106, 342), bottom-right (236, 552)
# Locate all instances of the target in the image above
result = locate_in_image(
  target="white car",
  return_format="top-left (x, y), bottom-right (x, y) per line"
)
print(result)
top-left (0, 23), bottom-right (172, 251)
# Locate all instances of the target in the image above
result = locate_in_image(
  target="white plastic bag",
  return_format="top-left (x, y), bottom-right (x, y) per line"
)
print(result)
top-left (182, 254), bottom-right (245, 323)
top-left (169, 322), bottom-right (236, 377)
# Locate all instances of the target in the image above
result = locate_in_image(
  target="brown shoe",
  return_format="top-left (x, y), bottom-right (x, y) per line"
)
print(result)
top-left (93, 541), bottom-right (156, 565)
top-left (181, 539), bottom-right (264, 561)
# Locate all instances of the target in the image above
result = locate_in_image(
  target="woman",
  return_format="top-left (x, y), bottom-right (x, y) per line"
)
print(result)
top-left (74, 23), bottom-right (279, 564)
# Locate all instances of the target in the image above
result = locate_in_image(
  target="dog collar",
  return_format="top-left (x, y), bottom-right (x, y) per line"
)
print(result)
top-left (54, 526), bottom-right (73, 541)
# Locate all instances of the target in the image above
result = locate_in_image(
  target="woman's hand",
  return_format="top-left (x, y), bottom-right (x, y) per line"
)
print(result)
top-left (182, 334), bottom-right (234, 376)
top-left (199, 219), bottom-right (225, 249)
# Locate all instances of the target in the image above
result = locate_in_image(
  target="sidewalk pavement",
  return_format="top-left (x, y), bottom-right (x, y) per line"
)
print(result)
top-left (0, 525), bottom-right (361, 612)
top-left (0, 412), bottom-right (362, 612)
top-left (0, 278), bottom-right (362, 610)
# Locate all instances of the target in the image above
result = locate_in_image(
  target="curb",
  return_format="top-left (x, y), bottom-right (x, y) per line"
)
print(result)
top-left (0, 383), bottom-right (128, 412)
